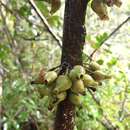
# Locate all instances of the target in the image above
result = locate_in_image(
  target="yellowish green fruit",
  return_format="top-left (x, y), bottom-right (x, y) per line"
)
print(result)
top-left (82, 74), bottom-right (98, 87)
top-left (37, 86), bottom-right (50, 98)
top-left (92, 70), bottom-right (112, 81)
top-left (113, 0), bottom-right (122, 7)
top-left (57, 92), bottom-right (67, 102)
top-left (69, 93), bottom-right (83, 106)
top-left (44, 71), bottom-right (57, 84)
top-left (91, 0), bottom-right (109, 20)
top-left (48, 97), bottom-right (56, 110)
top-left (69, 65), bottom-right (85, 81)
top-left (36, 83), bottom-right (55, 97)
top-left (48, 92), bottom-right (67, 110)
top-left (89, 61), bottom-right (101, 71)
top-left (53, 75), bottom-right (72, 94)
top-left (50, 0), bottom-right (61, 14)
top-left (71, 79), bottom-right (85, 94)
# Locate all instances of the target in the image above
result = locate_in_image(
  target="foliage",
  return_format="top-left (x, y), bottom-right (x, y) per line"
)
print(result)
top-left (0, 0), bottom-right (130, 130)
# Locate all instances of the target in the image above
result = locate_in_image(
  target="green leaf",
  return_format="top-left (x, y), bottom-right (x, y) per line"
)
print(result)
top-left (93, 32), bottom-right (108, 49)
top-left (107, 57), bottom-right (118, 67)
top-left (0, 44), bottom-right (10, 59)
top-left (35, 1), bottom-right (50, 17)
top-left (97, 59), bottom-right (104, 65)
top-left (48, 15), bottom-right (61, 27)
top-left (18, 5), bottom-right (31, 17)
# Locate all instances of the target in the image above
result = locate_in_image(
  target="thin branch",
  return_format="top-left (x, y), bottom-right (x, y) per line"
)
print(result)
top-left (87, 88), bottom-right (116, 130)
top-left (87, 88), bottom-right (100, 105)
top-left (28, 0), bottom-right (62, 48)
top-left (119, 78), bottom-right (129, 121)
top-left (14, 107), bottom-right (26, 119)
top-left (0, 1), bottom-right (45, 31)
top-left (124, 113), bottom-right (130, 119)
top-left (0, 2), bottom-right (49, 43)
top-left (90, 16), bottom-right (130, 58)
top-left (97, 116), bottom-right (116, 130)
top-left (0, 5), bottom-right (16, 49)
top-left (19, 33), bottom-right (48, 41)
top-left (0, 5), bottom-right (27, 79)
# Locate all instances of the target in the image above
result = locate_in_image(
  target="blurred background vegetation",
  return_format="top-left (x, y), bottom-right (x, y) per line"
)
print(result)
top-left (0, 0), bottom-right (130, 130)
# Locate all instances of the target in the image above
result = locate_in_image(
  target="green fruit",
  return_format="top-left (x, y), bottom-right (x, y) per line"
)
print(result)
top-left (48, 92), bottom-right (67, 110)
top-left (56, 92), bottom-right (67, 102)
top-left (113, 0), bottom-right (122, 7)
top-left (82, 74), bottom-right (98, 87)
top-left (37, 86), bottom-right (50, 98)
top-left (69, 65), bottom-right (85, 81)
top-left (44, 71), bottom-right (57, 84)
top-left (53, 75), bottom-right (72, 94)
top-left (69, 93), bottom-right (83, 106)
top-left (89, 61), bottom-right (100, 71)
top-left (92, 70), bottom-right (112, 81)
top-left (50, 0), bottom-right (61, 14)
top-left (71, 79), bottom-right (85, 94)
top-left (48, 95), bottom-right (57, 110)
top-left (91, 0), bottom-right (109, 20)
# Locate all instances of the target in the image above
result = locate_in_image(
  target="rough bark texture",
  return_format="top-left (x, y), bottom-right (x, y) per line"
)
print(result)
top-left (54, 0), bottom-right (89, 130)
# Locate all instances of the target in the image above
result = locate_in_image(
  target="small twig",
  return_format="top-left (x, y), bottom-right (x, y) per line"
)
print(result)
top-left (0, 1), bottom-right (14, 14)
top-left (90, 16), bottom-right (130, 58)
top-left (21, 36), bottom-right (48, 41)
top-left (0, 5), bottom-right (28, 79)
top-left (28, 0), bottom-right (62, 48)
top-left (124, 113), bottom-right (130, 119)
top-left (14, 107), bottom-right (26, 119)
top-left (49, 64), bottom-right (61, 71)
top-left (97, 117), bottom-right (116, 130)
top-left (87, 88), bottom-right (100, 105)
top-left (119, 78), bottom-right (129, 121)
top-left (87, 89), bottom-right (116, 129)
top-left (0, 6), bottom-right (15, 49)
top-left (0, 1), bottom-right (43, 29)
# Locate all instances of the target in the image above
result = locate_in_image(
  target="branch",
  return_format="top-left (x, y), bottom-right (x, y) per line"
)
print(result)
top-left (0, 5), bottom-right (28, 79)
top-left (14, 107), bottom-right (27, 119)
top-left (18, 32), bottom-right (48, 41)
top-left (97, 116), bottom-right (116, 130)
top-left (119, 78), bottom-right (129, 121)
top-left (87, 88), bottom-right (101, 105)
top-left (87, 89), bottom-right (116, 130)
top-left (28, 0), bottom-right (62, 48)
top-left (90, 16), bottom-right (130, 58)
top-left (0, 1), bottom-right (43, 29)
top-left (0, 6), bottom-right (15, 49)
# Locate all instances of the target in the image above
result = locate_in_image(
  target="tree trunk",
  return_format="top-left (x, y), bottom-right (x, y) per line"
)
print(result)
top-left (54, 0), bottom-right (89, 130)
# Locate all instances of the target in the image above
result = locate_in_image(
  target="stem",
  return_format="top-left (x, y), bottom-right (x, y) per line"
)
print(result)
top-left (28, 0), bottom-right (62, 48)
top-left (54, 0), bottom-right (89, 130)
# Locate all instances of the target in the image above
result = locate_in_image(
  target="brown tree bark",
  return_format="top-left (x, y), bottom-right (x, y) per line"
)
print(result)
top-left (54, 0), bottom-right (89, 130)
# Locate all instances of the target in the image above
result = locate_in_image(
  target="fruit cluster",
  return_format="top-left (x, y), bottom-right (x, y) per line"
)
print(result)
top-left (32, 62), bottom-right (111, 110)
top-left (91, 0), bottom-right (122, 20)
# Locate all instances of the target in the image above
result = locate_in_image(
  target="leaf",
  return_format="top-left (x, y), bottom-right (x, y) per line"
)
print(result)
top-left (107, 57), bottom-right (118, 67)
top-left (18, 5), bottom-right (31, 17)
top-left (18, 111), bottom-right (29, 121)
top-left (91, 32), bottom-right (108, 49)
top-left (0, 44), bottom-right (10, 59)
top-left (97, 59), bottom-right (104, 65)
top-left (48, 15), bottom-right (61, 27)
top-left (82, 53), bottom-right (90, 63)
top-left (35, 1), bottom-right (50, 17)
